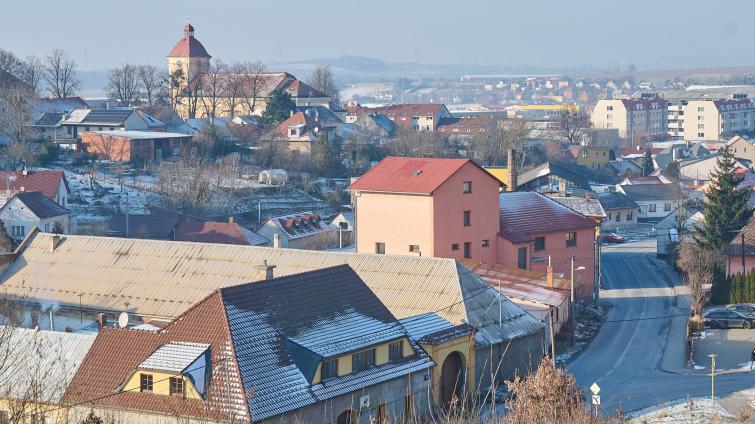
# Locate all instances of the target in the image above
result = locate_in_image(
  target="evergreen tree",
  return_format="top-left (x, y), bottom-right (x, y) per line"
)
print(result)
top-left (695, 145), bottom-right (751, 251)
top-left (731, 273), bottom-right (741, 304)
top-left (641, 149), bottom-right (654, 176)
top-left (710, 265), bottom-right (729, 305)
top-left (259, 89), bottom-right (295, 128)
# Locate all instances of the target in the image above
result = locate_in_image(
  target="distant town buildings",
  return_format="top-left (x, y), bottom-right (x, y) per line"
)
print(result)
top-left (591, 98), bottom-right (668, 145)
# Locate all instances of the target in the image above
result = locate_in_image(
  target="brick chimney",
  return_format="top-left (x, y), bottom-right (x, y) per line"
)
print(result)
top-left (228, 216), bottom-right (235, 224)
top-left (507, 149), bottom-right (517, 192)
top-left (546, 256), bottom-right (554, 288)
top-left (97, 313), bottom-right (107, 331)
top-left (256, 260), bottom-right (276, 280)
top-left (558, 179), bottom-right (567, 197)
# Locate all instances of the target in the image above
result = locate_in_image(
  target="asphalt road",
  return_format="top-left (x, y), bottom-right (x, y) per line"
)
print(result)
top-left (568, 239), bottom-right (755, 415)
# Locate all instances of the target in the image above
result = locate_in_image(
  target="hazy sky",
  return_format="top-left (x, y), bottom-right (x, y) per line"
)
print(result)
top-left (1, 0), bottom-right (752, 71)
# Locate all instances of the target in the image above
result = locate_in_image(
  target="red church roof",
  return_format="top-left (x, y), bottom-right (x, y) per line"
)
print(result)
top-left (168, 23), bottom-right (211, 58)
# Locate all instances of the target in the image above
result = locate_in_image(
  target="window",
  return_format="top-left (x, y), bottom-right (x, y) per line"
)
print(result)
top-left (649, 204), bottom-right (657, 213)
top-left (566, 232), bottom-right (577, 247)
top-left (463, 211), bottom-right (471, 227)
top-left (451, 243), bottom-right (459, 251)
top-left (352, 349), bottom-right (376, 372)
top-left (403, 394), bottom-right (414, 418)
top-left (169, 377), bottom-right (185, 396)
top-left (10, 226), bottom-right (25, 238)
top-left (626, 211), bottom-right (633, 221)
top-left (140, 373), bottom-right (153, 392)
top-left (339, 221), bottom-right (348, 230)
top-left (607, 213), bottom-right (612, 221)
top-left (664, 203), bottom-right (672, 212)
top-left (482, 239), bottom-right (490, 247)
top-left (44, 223), bottom-right (50, 232)
top-left (463, 242), bottom-right (471, 259)
top-left (534, 236), bottom-right (545, 251)
top-left (462, 181), bottom-right (472, 193)
top-left (697, 106), bottom-right (705, 112)
top-left (321, 358), bottom-right (338, 380)
top-left (409, 244), bottom-right (420, 253)
top-left (581, 149), bottom-right (588, 158)
top-left (698, 132), bottom-right (705, 138)
top-left (375, 403), bottom-right (387, 424)
top-left (389, 340), bottom-right (403, 361)
top-left (605, 114), bottom-right (613, 120)
top-left (607, 105), bottom-right (614, 111)
top-left (375, 243), bottom-right (385, 254)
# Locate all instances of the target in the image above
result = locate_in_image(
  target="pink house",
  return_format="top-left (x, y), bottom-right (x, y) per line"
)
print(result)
top-left (498, 192), bottom-right (597, 299)
top-left (725, 217), bottom-right (755, 276)
top-left (349, 156), bottom-right (501, 263)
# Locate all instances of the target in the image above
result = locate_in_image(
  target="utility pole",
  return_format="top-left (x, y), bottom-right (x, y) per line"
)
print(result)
top-left (548, 308), bottom-right (556, 367)
top-left (570, 255), bottom-right (576, 346)
top-left (742, 232), bottom-right (746, 273)
top-left (709, 354), bottom-right (716, 402)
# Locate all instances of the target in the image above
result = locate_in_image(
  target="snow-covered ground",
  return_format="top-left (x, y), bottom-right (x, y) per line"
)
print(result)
top-left (631, 389), bottom-right (755, 423)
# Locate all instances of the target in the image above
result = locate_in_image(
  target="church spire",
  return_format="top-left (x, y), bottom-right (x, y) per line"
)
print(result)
top-left (183, 20), bottom-right (195, 38)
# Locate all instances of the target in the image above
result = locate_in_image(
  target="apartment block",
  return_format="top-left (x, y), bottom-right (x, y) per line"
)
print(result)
top-left (591, 98), bottom-right (668, 144)
top-left (683, 97), bottom-right (755, 141)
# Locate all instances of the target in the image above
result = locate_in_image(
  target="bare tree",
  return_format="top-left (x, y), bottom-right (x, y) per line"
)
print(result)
top-left (136, 65), bottom-right (165, 107)
top-left (167, 68), bottom-right (186, 110)
top-left (43, 49), bottom-right (80, 98)
top-left (551, 108), bottom-right (591, 145)
top-left (105, 64), bottom-right (140, 106)
top-left (308, 64), bottom-right (340, 104)
top-left (677, 244), bottom-right (721, 317)
top-left (240, 61), bottom-right (267, 116)
top-left (223, 63), bottom-right (246, 118)
top-left (21, 56), bottom-right (44, 95)
top-left (469, 119), bottom-right (531, 166)
top-left (389, 130), bottom-right (452, 158)
top-left (199, 59), bottom-right (227, 121)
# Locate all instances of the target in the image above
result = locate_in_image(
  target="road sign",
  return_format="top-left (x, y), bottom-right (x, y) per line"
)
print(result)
top-left (591, 394), bottom-right (601, 405)
top-left (590, 382), bottom-right (601, 395)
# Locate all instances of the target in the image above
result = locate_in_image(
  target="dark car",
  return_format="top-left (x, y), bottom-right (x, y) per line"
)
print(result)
top-left (703, 310), bottom-right (755, 329)
top-left (726, 304), bottom-right (755, 317)
top-left (601, 233), bottom-right (626, 243)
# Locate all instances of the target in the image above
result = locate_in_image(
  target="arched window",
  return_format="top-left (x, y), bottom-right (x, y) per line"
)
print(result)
top-left (336, 409), bottom-right (357, 424)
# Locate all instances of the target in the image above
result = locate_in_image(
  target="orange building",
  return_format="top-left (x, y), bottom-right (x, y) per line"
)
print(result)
top-left (349, 156), bottom-right (502, 263)
top-left (80, 131), bottom-right (191, 162)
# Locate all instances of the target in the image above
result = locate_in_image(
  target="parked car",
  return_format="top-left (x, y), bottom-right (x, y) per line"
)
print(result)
top-left (601, 233), bottom-right (626, 243)
top-left (703, 309), bottom-right (755, 329)
top-left (726, 304), bottom-right (755, 317)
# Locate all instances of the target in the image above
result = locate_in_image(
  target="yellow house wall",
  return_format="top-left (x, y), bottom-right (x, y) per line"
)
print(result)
top-left (122, 370), bottom-right (202, 400)
top-left (421, 334), bottom-right (476, 404)
top-left (354, 192), bottom-right (435, 256)
top-left (0, 398), bottom-right (69, 424)
top-left (575, 148), bottom-right (611, 169)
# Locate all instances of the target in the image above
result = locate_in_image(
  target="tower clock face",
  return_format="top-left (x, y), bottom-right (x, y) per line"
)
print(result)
top-left (176, 60), bottom-right (183, 67)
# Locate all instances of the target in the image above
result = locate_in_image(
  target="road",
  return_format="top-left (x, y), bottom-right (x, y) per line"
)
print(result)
top-left (568, 239), bottom-right (755, 415)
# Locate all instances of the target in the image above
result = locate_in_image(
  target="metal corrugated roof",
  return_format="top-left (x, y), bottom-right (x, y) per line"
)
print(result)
top-left (138, 342), bottom-right (210, 373)
top-left (0, 232), bottom-right (544, 346)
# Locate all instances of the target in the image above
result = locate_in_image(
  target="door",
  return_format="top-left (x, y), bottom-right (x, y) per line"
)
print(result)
top-left (440, 352), bottom-right (464, 408)
top-left (726, 311), bottom-right (743, 328)
top-left (517, 247), bottom-right (527, 270)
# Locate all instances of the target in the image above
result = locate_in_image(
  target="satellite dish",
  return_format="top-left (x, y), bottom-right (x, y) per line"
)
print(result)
top-left (118, 312), bottom-right (129, 328)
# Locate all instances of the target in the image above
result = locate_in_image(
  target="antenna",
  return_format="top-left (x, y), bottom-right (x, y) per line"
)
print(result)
top-left (118, 311), bottom-right (129, 328)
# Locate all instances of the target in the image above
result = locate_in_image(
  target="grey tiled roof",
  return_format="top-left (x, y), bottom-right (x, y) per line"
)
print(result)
top-left (598, 192), bottom-right (638, 210)
top-left (14, 191), bottom-right (68, 219)
top-left (619, 184), bottom-right (681, 202)
top-left (548, 195), bottom-right (606, 218)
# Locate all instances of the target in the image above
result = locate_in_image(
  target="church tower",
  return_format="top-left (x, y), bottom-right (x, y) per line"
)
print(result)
top-left (167, 22), bottom-right (211, 84)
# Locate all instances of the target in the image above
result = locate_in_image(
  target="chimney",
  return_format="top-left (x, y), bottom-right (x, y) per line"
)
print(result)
top-left (256, 260), bottom-right (276, 280)
top-left (507, 149), bottom-right (517, 192)
top-left (228, 216), bottom-right (235, 224)
top-left (273, 233), bottom-right (280, 248)
top-left (21, 167), bottom-right (27, 176)
top-left (558, 179), bottom-right (567, 197)
top-left (546, 256), bottom-right (554, 288)
top-left (97, 313), bottom-right (107, 331)
top-left (49, 234), bottom-right (61, 252)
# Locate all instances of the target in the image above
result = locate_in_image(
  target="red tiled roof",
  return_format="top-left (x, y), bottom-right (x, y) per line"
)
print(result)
top-left (349, 156), bottom-right (485, 194)
top-left (499, 191), bottom-right (596, 243)
top-left (0, 170), bottom-right (68, 200)
top-left (174, 221), bottom-right (266, 246)
top-left (168, 24), bottom-right (210, 58)
top-left (464, 261), bottom-right (569, 306)
top-left (63, 292), bottom-right (246, 421)
top-left (281, 79), bottom-right (327, 98)
top-left (620, 98), bottom-right (666, 111)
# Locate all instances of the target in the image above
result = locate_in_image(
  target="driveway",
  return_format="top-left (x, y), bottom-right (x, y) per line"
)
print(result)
top-left (693, 328), bottom-right (755, 371)
top-left (568, 239), bottom-right (755, 415)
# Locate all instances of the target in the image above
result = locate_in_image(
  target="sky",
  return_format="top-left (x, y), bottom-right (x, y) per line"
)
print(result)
top-left (1, 0), bottom-right (753, 71)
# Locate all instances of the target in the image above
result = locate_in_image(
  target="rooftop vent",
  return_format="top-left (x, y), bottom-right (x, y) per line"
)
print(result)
top-left (412, 170), bottom-right (423, 176)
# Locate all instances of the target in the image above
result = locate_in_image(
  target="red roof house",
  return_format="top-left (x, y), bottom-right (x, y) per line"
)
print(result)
top-left (0, 170), bottom-right (70, 207)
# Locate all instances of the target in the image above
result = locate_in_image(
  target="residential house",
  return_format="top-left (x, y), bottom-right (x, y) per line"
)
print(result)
top-left (173, 219), bottom-right (269, 246)
top-left (352, 104), bottom-right (452, 132)
top-left (517, 162), bottom-right (593, 194)
top-left (498, 192), bottom-right (597, 299)
top-left (60, 109), bottom-right (153, 140)
top-left (0, 329), bottom-right (95, 423)
top-left (0, 230), bottom-right (545, 396)
top-left (598, 192), bottom-right (639, 230)
top-left (591, 98), bottom-right (668, 143)
top-left (350, 157), bottom-right (501, 263)
top-left (107, 214), bottom-right (181, 239)
top-left (27, 97), bottom-right (90, 143)
top-left (350, 113), bottom-right (397, 142)
top-left (617, 184), bottom-right (683, 220)
top-left (547, 194), bottom-right (606, 224)
top-left (64, 266), bottom-right (438, 423)
top-left (619, 175), bottom-right (672, 186)
top-left (679, 155), bottom-right (748, 183)
top-left (653, 143), bottom-right (712, 172)
top-left (726, 135), bottom-right (755, 165)
top-left (272, 111), bottom-right (338, 154)
top-left (436, 116), bottom-right (496, 137)
top-left (0, 169), bottom-right (70, 207)
top-left (136, 106), bottom-right (193, 134)
top-left (568, 145), bottom-right (615, 169)
top-left (80, 131), bottom-right (192, 162)
top-left (257, 212), bottom-right (338, 250)
top-left (328, 212), bottom-right (354, 247)
top-left (724, 216), bottom-right (755, 276)
top-left (682, 97), bottom-right (755, 141)
top-left (0, 191), bottom-right (69, 240)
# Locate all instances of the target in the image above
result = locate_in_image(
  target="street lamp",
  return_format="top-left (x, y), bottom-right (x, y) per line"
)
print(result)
top-left (570, 255), bottom-right (586, 346)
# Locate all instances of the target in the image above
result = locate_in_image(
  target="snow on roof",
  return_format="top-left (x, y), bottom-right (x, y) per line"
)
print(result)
top-left (139, 342), bottom-right (210, 373)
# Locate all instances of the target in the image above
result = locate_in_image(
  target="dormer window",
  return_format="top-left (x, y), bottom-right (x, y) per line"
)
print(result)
top-left (389, 341), bottom-right (403, 361)
top-left (169, 377), bottom-right (185, 396)
top-left (321, 358), bottom-right (338, 380)
top-left (352, 349), bottom-right (376, 372)
top-left (140, 373), bottom-right (153, 392)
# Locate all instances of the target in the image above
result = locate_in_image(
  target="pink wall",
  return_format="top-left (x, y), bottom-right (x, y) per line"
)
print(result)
top-left (355, 192), bottom-right (435, 256)
top-left (497, 227), bottom-right (596, 299)
top-left (432, 162), bottom-right (501, 263)
top-left (726, 255), bottom-right (755, 276)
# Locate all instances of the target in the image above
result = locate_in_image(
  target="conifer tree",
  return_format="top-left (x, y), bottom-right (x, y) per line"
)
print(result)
top-left (695, 145), bottom-right (751, 251)
top-left (641, 149), bottom-right (654, 176)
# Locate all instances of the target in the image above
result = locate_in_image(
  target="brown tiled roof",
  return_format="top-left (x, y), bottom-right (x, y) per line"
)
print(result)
top-left (174, 221), bottom-right (267, 246)
top-left (281, 79), bottom-right (327, 98)
top-left (0, 170), bottom-right (69, 200)
top-left (499, 191), bottom-right (596, 243)
top-left (725, 215), bottom-right (755, 256)
top-left (62, 292), bottom-right (247, 421)
top-left (349, 156), bottom-right (494, 195)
